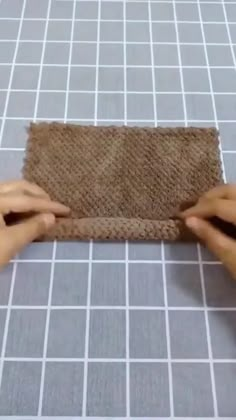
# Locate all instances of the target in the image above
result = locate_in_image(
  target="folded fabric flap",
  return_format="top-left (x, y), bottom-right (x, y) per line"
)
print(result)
top-left (41, 217), bottom-right (194, 241)
top-left (22, 123), bottom-right (223, 241)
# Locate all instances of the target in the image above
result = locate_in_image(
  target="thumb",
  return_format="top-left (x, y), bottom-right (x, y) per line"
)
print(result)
top-left (0, 213), bottom-right (55, 267)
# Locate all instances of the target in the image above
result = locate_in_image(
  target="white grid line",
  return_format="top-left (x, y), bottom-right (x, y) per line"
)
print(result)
top-left (82, 240), bottom-right (93, 416)
top-left (1, 305), bottom-right (236, 311)
top-left (0, 0), bottom-right (27, 147)
top-left (2, 89), bottom-right (236, 95)
top-left (2, 357), bottom-right (236, 363)
top-left (1, 39), bottom-right (236, 45)
top-left (1, 63), bottom-right (236, 69)
top-left (64, 0), bottom-right (76, 124)
top-left (0, 0), bottom-right (27, 388)
top-left (125, 240), bottom-right (130, 417)
top-left (35, 0), bottom-right (53, 415)
top-left (197, 2), bottom-right (227, 417)
top-left (221, 1), bottom-right (236, 67)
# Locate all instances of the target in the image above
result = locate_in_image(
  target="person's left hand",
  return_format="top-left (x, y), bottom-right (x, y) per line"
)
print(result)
top-left (0, 180), bottom-right (70, 267)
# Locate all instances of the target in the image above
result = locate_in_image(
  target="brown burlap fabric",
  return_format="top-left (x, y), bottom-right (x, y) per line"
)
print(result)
top-left (22, 123), bottom-right (223, 241)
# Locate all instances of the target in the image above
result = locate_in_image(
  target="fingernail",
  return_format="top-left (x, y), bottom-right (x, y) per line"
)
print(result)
top-left (42, 213), bottom-right (55, 228)
top-left (185, 217), bottom-right (199, 230)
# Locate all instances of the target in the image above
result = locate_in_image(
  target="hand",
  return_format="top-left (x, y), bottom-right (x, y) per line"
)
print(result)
top-left (0, 180), bottom-right (70, 267)
top-left (181, 184), bottom-right (236, 279)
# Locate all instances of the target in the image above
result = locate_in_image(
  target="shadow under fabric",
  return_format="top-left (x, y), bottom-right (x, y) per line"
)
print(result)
top-left (22, 123), bottom-right (223, 241)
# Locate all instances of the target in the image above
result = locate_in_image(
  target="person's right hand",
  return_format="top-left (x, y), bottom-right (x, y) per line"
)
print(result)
top-left (181, 184), bottom-right (236, 279)
top-left (0, 179), bottom-right (70, 267)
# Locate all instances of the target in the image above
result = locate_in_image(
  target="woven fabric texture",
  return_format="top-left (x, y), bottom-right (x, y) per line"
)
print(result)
top-left (22, 123), bottom-right (223, 241)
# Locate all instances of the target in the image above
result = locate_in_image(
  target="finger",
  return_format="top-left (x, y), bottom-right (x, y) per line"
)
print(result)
top-left (180, 198), bottom-right (236, 224)
top-left (0, 180), bottom-right (50, 199)
top-left (186, 217), bottom-right (236, 279)
top-left (0, 213), bottom-right (55, 267)
top-left (0, 194), bottom-right (70, 216)
top-left (201, 184), bottom-right (236, 201)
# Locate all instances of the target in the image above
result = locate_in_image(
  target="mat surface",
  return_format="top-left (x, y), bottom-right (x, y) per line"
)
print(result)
top-left (23, 123), bottom-right (223, 241)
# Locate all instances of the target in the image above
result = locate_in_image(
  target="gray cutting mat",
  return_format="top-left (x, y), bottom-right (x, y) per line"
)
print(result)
top-left (0, 0), bottom-right (236, 418)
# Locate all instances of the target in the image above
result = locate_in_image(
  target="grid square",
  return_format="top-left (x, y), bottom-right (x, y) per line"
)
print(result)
top-left (100, 21), bottom-right (123, 42)
top-left (214, 363), bottom-right (236, 417)
top-left (16, 41), bottom-right (43, 64)
top-left (204, 23), bottom-right (229, 43)
top-left (156, 94), bottom-right (184, 120)
top-left (6, 309), bottom-right (46, 357)
top-left (209, 311), bottom-right (236, 358)
top-left (76, 0), bottom-right (98, 19)
top-left (13, 262), bottom-right (51, 305)
top-left (68, 92), bottom-right (95, 119)
top-left (166, 264), bottom-right (203, 307)
top-left (0, 264), bottom-right (13, 305)
top-left (24, 0), bottom-right (48, 18)
top-left (20, 20), bottom-right (46, 40)
top-left (153, 44), bottom-right (178, 66)
top-left (47, 20), bottom-right (72, 41)
top-left (47, 309), bottom-right (86, 357)
top-left (0, 150), bottom-right (24, 180)
top-left (50, 0), bottom-right (73, 19)
top-left (126, 22), bottom-right (150, 42)
top-left (87, 362), bottom-right (126, 416)
top-left (204, 265), bottom-right (236, 307)
top-left (225, 4), bottom-right (236, 22)
top-left (7, 91), bottom-right (36, 118)
top-left (130, 363), bottom-right (170, 417)
top-left (164, 243), bottom-right (198, 260)
top-left (126, 2), bottom-right (149, 20)
top-left (19, 243), bottom-right (52, 260)
top-left (0, 91), bottom-right (6, 116)
top-left (0, 0), bottom-right (23, 18)
top-left (52, 263), bottom-right (88, 306)
top-left (129, 263), bottom-right (164, 306)
top-left (98, 67), bottom-right (124, 91)
top-left (152, 22), bottom-right (176, 42)
top-left (218, 122), bottom-right (236, 150)
top-left (91, 263), bottom-right (125, 306)
top-left (37, 92), bottom-right (66, 118)
top-left (229, 24), bottom-right (236, 43)
top-left (183, 68), bottom-right (210, 92)
top-left (73, 21), bottom-right (98, 41)
top-left (224, 154), bottom-right (236, 181)
top-left (101, 1), bottom-right (123, 20)
top-left (72, 43), bottom-right (97, 65)
top-left (0, 309), bottom-right (6, 349)
top-left (180, 44), bottom-right (206, 66)
top-left (93, 241), bottom-right (125, 259)
top-left (211, 68), bottom-right (236, 92)
top-left (0, 42), bottom-right (15, 63)
top-left (99, 43), bottom-right (123, 65)
top-left (97, 93), bottom-right (124, 119)
top-left (42, 362), bottom-right (84, 416)
top-left (127, 67), bottom-right (153, 92)
top-left (127, 93), bottom-right (154, 120)
top-left (126, 43), bottom-right (151, 66)
top-left (155, 68), bottom-right (181, 92)
top-left (41, 66), bottom-right (68, 91)
top-left (178, 23), bottom-right (203, 43)
top-left (215, 95), bottom-right (236, 120)
top-left (12, 65), bottom-right (39, 90)
top-left (69, 66), bottom-right (96, 91)
top-left (44, 42), bottom-right (70, 64)
top-left (0, 65), bottom-right (10, 89)
top-left (169, 310), bottom-right (208, 358)
top-left (207, 45), bottom-right (234, 67)
top-left (186, 94), bottom-right (214, 120)
top-left (129, 310), bottom-right (167, 358)
top-left (172, 363), bottom-right (214, 417)
top-left (200, 3), bottom-right (224, 22)
top-left (89, 309), bottom-right (126, 358)
top-left (129, 242), bottom-right (162, 260)
top-left (176, 3), bottom-right (199, 21)
top-left (151, 2), bottom-right (174, 20)
top-left (56, 241), bottom-right (89, 259)
top-left (0, 361), bottom-right (41, 415)
top-left (0, 20), bottom-right (19, 40)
